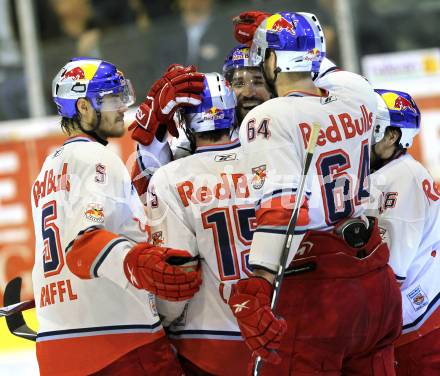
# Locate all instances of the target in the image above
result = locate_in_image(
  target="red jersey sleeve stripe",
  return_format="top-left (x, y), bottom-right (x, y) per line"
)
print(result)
top-left (66, 229), bottom-right (127, 279)
top-left (256, 194), bottom-right (310, 229)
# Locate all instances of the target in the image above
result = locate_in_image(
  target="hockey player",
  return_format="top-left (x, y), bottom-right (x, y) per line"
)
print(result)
top-left (227, 12), bottom-right (403, 374)
top-left (367, 89), bottom-right (440, 375)
top-left (31, 58), bottom-right (203, 375)
top-left (130, 45), bottom-right (272, 197)
top-left (144, 73), bottom-right (254, 375)
top-left (222, 44), bottom-right (271, 125)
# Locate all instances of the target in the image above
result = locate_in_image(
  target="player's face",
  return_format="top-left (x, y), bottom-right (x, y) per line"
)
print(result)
top-left (370, 129), bottom-right (400, 171)
top-left (230, 67), bottom-right (271, 123)
top-left (96, 94), bottom-right (128, 139)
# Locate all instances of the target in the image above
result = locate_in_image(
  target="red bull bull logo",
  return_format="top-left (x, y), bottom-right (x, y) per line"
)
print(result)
top-left (62, 67), bottom-right (85, 81)
top-left (382, 92), bottom-right (417, 113)
top-left (394, 96), bottom-right (417, 113)
top-left (61, 63), bottom-right (99, 81)
top-left (304, 48), bottom-right (321, 61)
top-left (267, 14), bottom-right (298, 36)
top-left (203, 107), bottom-right (225, 121)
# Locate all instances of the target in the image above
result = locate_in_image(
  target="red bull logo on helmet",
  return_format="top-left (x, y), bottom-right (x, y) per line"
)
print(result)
top-left (62, 67), bottom-right (85, 81)
top-left (61, 63), bottom-right (99, 81)
top-left (394, 96), bottom-right (417, 113)
top-left (382, 92), bottom-right (417, 113)
top-left (203, 107), bottom-right (225, 121)
top-left (232, 48), bottom-right (249, 62)
top-left (266, 14), bottom-right (298, 36)
top-left (304, 48), bottom-right (321, 61)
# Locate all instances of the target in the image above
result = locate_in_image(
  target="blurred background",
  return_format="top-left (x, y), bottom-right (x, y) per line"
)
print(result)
top-left (0, 0), bottom-right (439, 373)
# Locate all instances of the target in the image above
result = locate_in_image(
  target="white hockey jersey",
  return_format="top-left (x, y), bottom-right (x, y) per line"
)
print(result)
top-left (238, 70), bottom-right (377, 271)
top-left (366, 153), bottom-right (440, 346)
top-left (31, 135), bottom-right (163, 376)
top-left (146, 139), bottom-right (253, 375)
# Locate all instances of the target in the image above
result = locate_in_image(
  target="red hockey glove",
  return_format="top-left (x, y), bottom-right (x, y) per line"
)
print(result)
top-left (232, 11), bottom-right (271, 45)
top-left (129, 64), bottom-right (205, 145)
top-left (228, 277), bottom-right (287, 364)
top-left (123, 243), bottom-right (202, 301)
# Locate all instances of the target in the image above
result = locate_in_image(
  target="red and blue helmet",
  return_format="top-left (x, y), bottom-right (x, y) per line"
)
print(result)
top-left (250, 12), bottom-right (325, 73)
top-left (183, 72), bottom-right (236, 133)
top-left (52, 57), bottom-right (135, 118)
top-left (222, 44), bottom-right (253, 80)
top-left (374, 89), bottom-right (421, 148)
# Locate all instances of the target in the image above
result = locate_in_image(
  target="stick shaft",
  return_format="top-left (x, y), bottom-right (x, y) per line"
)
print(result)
top-left (253, 122), bottom-right (321, 375)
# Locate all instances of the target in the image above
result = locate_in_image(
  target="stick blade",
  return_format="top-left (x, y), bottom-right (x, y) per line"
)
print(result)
top-left (3, 277), bottom-right (37, 341)
top-left (0, 300), bottom-right (36, 317)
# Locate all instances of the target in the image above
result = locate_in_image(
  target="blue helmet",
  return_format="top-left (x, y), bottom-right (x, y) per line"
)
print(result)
top-left (250, 12), bottom-right (325, 73)
top-left (374, 89), bottom-right (421, 148)
top-left (222, 44), bottom-right (252, 79)
top-left (183, 72), bottom-right (236, 133)
top-left (52, 57), bottom-right (135, 118)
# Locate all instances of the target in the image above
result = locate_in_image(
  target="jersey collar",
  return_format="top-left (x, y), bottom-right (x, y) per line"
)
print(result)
top-left (63, 134), bottom-right (108, 146)
top-left (195, 138), bottom-right (241, 153)
top-left (285, 89), bottom-right (329, 98)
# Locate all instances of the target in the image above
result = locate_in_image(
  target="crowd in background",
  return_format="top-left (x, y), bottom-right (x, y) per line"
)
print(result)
top-left (0, 0), bottom-right (439, 121)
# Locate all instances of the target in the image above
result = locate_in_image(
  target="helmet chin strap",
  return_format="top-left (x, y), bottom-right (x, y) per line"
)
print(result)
top-left (78, 110), bottom-right (108, 146)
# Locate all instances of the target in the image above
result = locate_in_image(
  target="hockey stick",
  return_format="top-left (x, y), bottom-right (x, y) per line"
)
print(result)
top-left (253, 122), bottom-right (321, 375)
top-left (0, 299), bottom-right (35, 317)
top-left (3, 277), bottom-right (37, 341)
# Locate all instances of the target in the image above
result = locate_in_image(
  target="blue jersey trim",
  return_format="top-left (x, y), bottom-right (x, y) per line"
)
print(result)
top-left (195, 139), bottom-right (240, 153)
top-left (254, 227), bottom-right (307, 235)
top-left (63, 137), bottom-right (93, 146)
top-left (92, 238), bottom-right (130, 277)
top-left (37, 322), bottom-right (162, 341)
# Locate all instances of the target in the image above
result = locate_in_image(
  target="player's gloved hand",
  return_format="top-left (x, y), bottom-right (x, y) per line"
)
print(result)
top-left (123, 243), bottom-right (202, 301)
top-left (228, 277), bottom-right (287, 364)
top-left (129, 64), bottom-right (205, 146)
top-left (233, 11), bottom-right (271, 45)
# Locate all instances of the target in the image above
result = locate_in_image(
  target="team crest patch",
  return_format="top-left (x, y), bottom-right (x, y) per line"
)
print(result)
top-left (251, 165), bottom-right (267, 189)
top-left (152, 231), bottom-right (164, 246)
top-left (85, 203), bottom-right (104, 223)
top-left (95, 163), bottom-right (106, 183)
top-left (407, 286), bottom-right (429, 312)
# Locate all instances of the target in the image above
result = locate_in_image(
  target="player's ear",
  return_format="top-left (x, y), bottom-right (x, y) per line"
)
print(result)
top-left (76, 98), bottom-right (90, 117)
top-left (384, 127), bottom-right (401, 146)
top-left (76, 98), bottom-right (96, 131)
top-left (263, 49), bottom-right (277, 80)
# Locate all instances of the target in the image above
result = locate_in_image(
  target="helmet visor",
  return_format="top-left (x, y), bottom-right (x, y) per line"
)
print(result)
top-left (99, 79), bottom-right (136, 112)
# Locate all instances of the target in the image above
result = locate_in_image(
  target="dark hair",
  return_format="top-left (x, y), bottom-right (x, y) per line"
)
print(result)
top-left (60, 115), bottom-right (81, 135)
top-left (195, 128), bottom-right (230, 142)
top-left (385, 126), bottom-right (403, 147)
